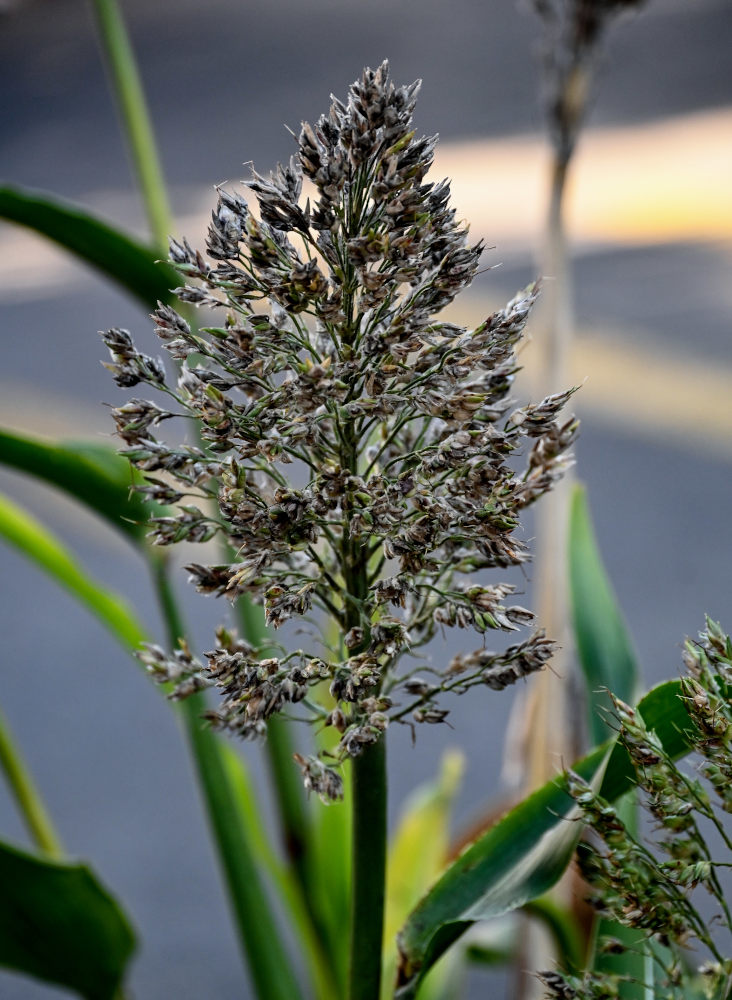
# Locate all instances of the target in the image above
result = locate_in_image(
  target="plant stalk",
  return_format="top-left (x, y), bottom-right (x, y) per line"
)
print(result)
top-left (349, 736), bottom-right (388, 1000)
top-left (150, 555), bottom-right (305, 1000)
top-left (90, 4), bottom-right (317, 992)
top-left (341, 410), bottom-right (388, 1000)
top-left (0, 707), bottom-right (64, 859)
top-left (525, 150), bottom-right (576, 792)
top-left (236, 593), bottom-right (312, 890)
top-left (513, 100), bottom-right (579, 1000)
top-left (89, 0), bottom-right (173, 249)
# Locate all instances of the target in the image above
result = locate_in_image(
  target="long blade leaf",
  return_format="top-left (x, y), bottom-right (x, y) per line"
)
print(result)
top-left (382, 751), bottom-right (464, 1000)
top-left (0, 185), bottom-right (177, 309)
top-left (0, 497), bottom-right (306, 1000)
top-left (0, 427), bottom-right (153, 544)
top-left (0, 839), bottom-right (135, 1000)
top-left (151, 563), bottom-right (306, 1000)
top-left (0, 491), bottom-right (146, 649)
top-left (180, 703), bottom-right (306, 1000)
top-left (220, 743), bottom-right (339, 1000)
top-left (569, 485), bottom-right (640, 743)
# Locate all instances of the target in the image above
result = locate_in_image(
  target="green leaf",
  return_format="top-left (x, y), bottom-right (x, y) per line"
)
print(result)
top-left (0, 427), bottom-right (154, 543)
top-left (394, 747), bottom-right (608, 999)
top-left (181, 707), bottom-right (306, 1000)
top-left (523, 897), bottom-right (584, 973)
top-left (305, 762), bottom-right (352, 996)
top-left (0, 839), bottom-right (135, 999)
top-left (599, 679), bottom-right (694, 802)
top-left (462, 917), bottom-right (518, 967)
top-left (0, 185), bottom-right (178, 309)
top-left (219, 743), bottom-right (339, 1000)
top-left (590, 681), bottom-right (697, 998)
top-left (569, 485), bottom-right (640, 744)
top-left (237, 598), bottom-right (315, 913)
top-left (569, 487), bottom-right (646, 991)
top-left (0, 492), bottom-right (146, 650)
top-left (394, 679), bottom-right (693, 998)
top-left (382, 751), bottom-right (464, 1000)
top-left (236, 594), bottom-right (335, 990)
top-left (111, 557), bottom-right (306, 1000)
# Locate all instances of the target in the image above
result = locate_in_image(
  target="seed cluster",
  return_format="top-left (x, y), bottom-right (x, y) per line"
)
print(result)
top-left (541, 619), bottom-right (732, 999)
top-left (104, 64), bottom-right (576, 794)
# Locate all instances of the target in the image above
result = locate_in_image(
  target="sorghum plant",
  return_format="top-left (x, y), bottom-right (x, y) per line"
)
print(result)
top-left (531, 0), bottom-right (646, 168)
top-left (102, 62), bottom-right (576, 996)
top-left (541, 619), bottom-right (732, 1000)
top-left (518, 0), bottom-right (646, 826)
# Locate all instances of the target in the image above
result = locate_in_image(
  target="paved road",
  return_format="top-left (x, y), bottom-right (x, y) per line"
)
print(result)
top-left (1, 0), bottom-right (731, 996)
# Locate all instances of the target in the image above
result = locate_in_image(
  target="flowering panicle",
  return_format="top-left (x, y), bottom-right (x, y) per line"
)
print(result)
top-left (542, 619), bottom-right (732, 999)
top-left (102, 63), bottom-right (577, 795)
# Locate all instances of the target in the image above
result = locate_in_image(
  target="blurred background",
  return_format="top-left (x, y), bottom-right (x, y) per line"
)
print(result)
top-left (1, 0), bottom-right (731, 995)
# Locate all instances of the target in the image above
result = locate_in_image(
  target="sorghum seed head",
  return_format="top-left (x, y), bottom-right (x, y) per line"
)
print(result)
top-left (103, 63), bottom-right (576, 790)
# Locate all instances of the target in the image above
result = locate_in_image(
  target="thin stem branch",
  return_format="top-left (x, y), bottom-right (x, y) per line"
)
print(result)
top-left (235, 594), bottom-right (311, 881)
top-left (0, 707), bottom-right (63, 859)
top-left (89, 0), bottom-right (173, 249)
top-left (150, 555), bottom-right (305, 1000)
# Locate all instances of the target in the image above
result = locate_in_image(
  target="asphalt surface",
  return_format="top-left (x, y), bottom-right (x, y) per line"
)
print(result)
top-left (1, 0), bottom-right (731, 997)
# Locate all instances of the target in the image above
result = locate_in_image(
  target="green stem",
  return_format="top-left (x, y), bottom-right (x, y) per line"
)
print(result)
top-left (266, 717), bottom-right (309, 868)
top-left (236, 587), bottom-right (313, 884)
top-left (150, 555), bottom-right (305, 1000)
top-left (0, 707), bottom-right (64, 859)
top-left (236, 593), bottom-right (344, 991)
top-left (87, 10), bottom-right (310, 994)
top-left (338, 350), bottom-right (388, 999)
top-left (349, 737), bottom-right (387, 1000)
top-left (89, 0), bottom-right (173, 249)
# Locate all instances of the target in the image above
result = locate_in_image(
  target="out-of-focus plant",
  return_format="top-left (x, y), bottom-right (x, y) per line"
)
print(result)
top-left (521, 0), bottom-right (647, 790)
top-left (514, 3), bottom-right (646, 993)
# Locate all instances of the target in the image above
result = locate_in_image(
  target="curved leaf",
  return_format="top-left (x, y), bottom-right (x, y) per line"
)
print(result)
top-left (304, 762), bottom-right (352, 995)
top-left (181, 703), bottom-right (306, 1000)
top-left (0, 427), bottom-right (154, 543)
top-left (237, 597), bottom-right (314, 909)
top-left (599, 679), bottom-right (694, 801)
top-left (0, 185), bottom-right (178, 309)
top-left (0, 492), bottom-right (146, 650)
top-left (0, 838), bottom-right (135, 999)
top-left (382, 751), bottom-right (464, 1000)
top-left (394, 679), bottom-right (693, 998)
top-left (523, 897), bottom-right (584, 973)
top-left (220, 743), bottom-right (338, 1000)
top-left (570, 485), bottom-right (640, 744)
top-left (0, 502), bottom-right (303, 1000)
top-left (150, 561), bottom-right (306, 1000)
top-left (462, 917), bottom-right (518, 967)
